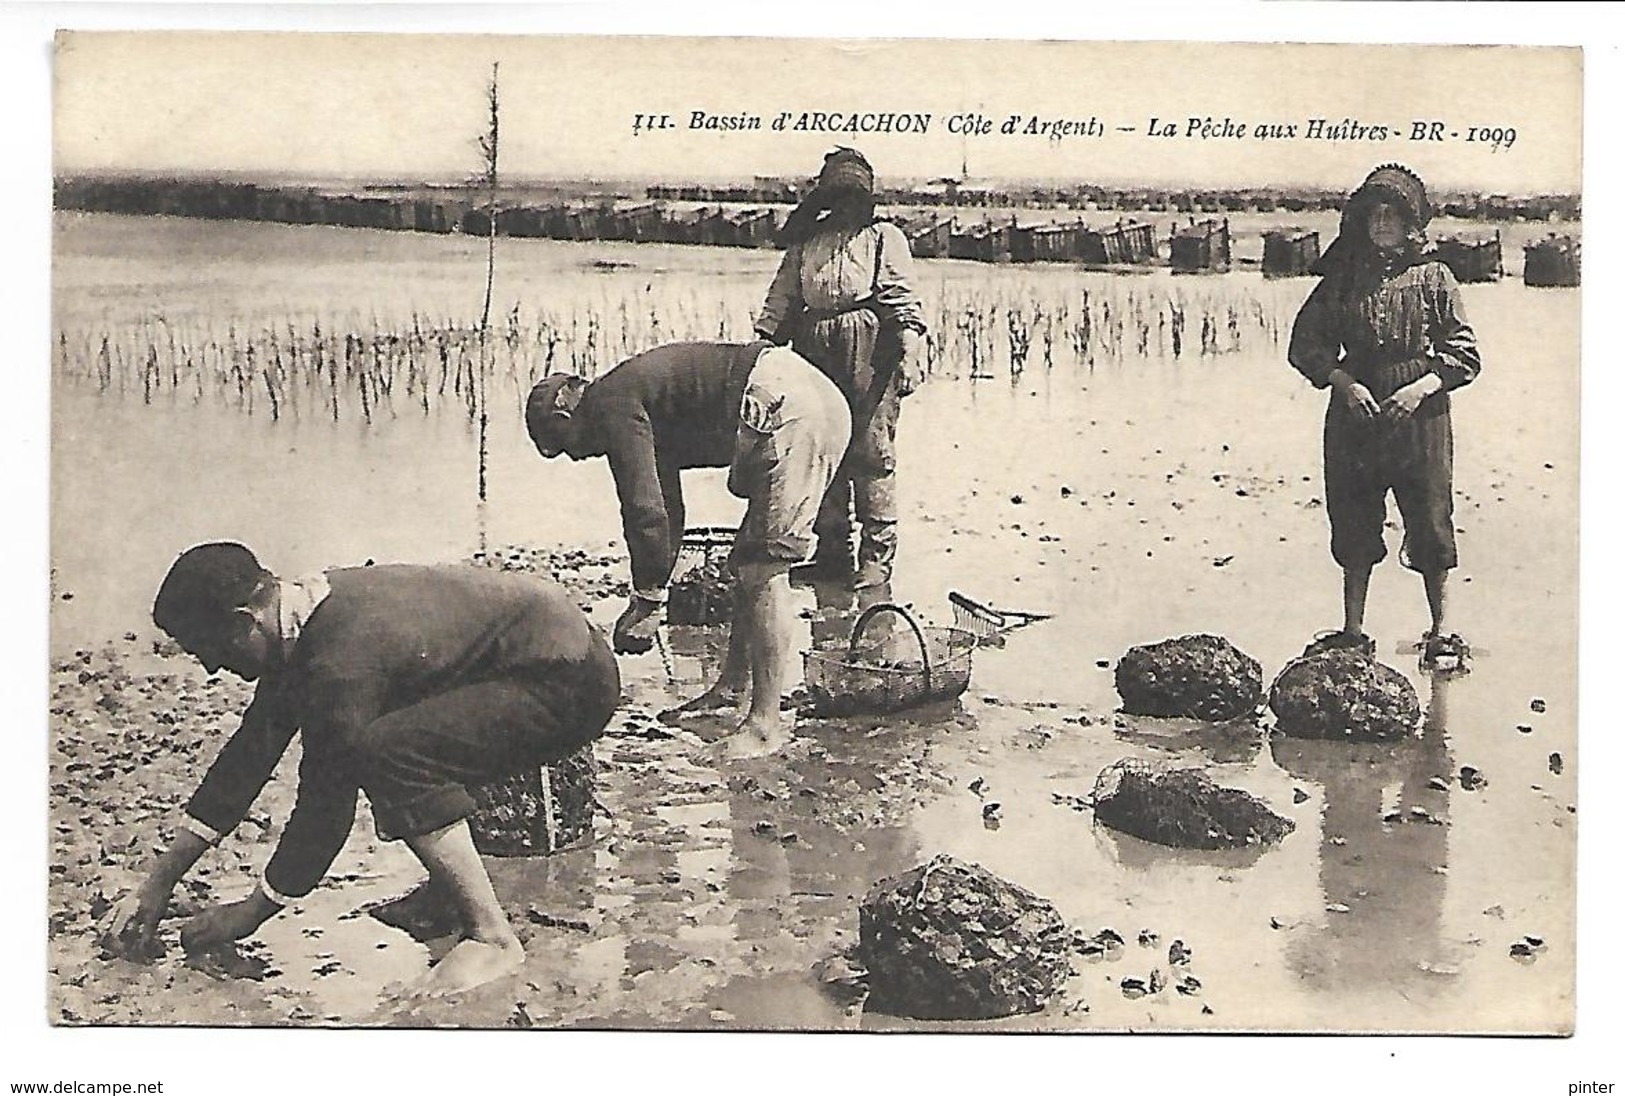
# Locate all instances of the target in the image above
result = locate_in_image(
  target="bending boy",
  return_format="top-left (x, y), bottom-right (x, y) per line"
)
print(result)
top-left (102, 545), bottom-right (621, 994)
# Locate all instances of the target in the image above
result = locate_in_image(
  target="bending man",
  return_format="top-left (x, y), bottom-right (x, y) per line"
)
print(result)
top-left (527, 341), bottom-right (850, 757)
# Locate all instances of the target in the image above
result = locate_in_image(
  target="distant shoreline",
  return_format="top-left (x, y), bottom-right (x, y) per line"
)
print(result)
top-left (53, 171), bottom-right (1581, 225)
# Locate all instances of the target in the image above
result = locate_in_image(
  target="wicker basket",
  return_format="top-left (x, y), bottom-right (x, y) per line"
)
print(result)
top-left (466, 745), bottom-right (597, 858)
top-left (667, 525), bottom-right (737, 626)
top-left (803, 602), bottom-right (976, 717)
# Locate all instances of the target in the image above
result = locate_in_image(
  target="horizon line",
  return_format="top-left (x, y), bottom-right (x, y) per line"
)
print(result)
top-left (50, 166), bottom-right (1583, 201)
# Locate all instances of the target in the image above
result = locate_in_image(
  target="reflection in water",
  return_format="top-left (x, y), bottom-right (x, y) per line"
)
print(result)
top-left (51, 217), bottom-right (1576, 1032)
top-left (809, 577), bottom-right (899, 654)
top-left (487, 844), bottom-right (600, 938)
top-left (706, 582), bottom-right (985, 1030)
top-left (1270, 676), bottom-right (1455, 997)
top-left (715, 716), bottom-right (925, 1028)
top-left (1094, 819), bottom-right (1277, 874)
top-left (1112, 715), bottom-right (1266, 768)
top-left (370, 691), bottom-right (942, 1030)
top-left (660, 624), bottom-right (728, 695)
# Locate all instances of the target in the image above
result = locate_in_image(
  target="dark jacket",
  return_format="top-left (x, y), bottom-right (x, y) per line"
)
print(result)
top-left (1288, 258), bottom-right (1481, 403)
top-left (564, 341), bottom-right (765, 592)
top-left (184, 564), bottom-right (609, 898)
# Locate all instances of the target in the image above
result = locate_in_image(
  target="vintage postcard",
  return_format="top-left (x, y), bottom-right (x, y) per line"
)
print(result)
top-left (46, 30), bottom-right (1581, 1038)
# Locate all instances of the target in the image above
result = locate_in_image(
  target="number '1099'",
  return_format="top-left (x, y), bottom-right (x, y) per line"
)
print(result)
top-left (1466, 126), bottom-right (1517, 151)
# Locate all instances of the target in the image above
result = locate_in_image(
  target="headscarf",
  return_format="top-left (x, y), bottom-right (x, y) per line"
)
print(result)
top-left (777, 147), bottom-right (877, 247)
top-left (1313, 163), bottom-right (1433, 277)
top-left (817, 146), bottom-right (875, 195)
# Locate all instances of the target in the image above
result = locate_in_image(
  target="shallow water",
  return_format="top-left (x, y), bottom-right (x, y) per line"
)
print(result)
top-left (49, 213), bottom-right (1577, 1032)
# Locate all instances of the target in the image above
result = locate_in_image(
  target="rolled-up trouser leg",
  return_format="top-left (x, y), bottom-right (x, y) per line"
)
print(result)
top-left (813, 466), bottom-right (855, 561)
top-left (343, 632), bottom-right (621, 842)
top-left (853, 374), bottom-right (902, 571)
top-left (730, 348), bottom-right (853, 570)
top-left (796, 311), bottom-right (879, 565)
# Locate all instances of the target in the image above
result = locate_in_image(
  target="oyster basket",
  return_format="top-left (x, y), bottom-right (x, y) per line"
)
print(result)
top-left (803, 602), bottom-right (976, 717)
top-left (668, 525), bottom-right (736, 626)
top-left (466, 746), bottom-right (597, 858)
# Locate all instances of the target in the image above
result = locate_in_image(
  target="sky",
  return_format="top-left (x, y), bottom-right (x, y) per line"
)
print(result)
top-left (53, 31), bottom-right (1582, 194)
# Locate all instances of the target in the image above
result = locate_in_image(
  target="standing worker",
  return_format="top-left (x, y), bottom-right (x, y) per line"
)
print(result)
top-left (1287, 164), bottom-right (1482, 669)
top-left (526, 340), bottom-right (851, 757)
top-left (755, 147), bottom-right (928, 588)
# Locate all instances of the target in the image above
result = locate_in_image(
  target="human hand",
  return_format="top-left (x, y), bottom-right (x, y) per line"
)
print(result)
top-left (895, 330), bottom-right (926, 397)
top-left (99, 880), bottom-right (172, 962)
top-left (1380, 378), bottom-right (1436, 422)
top-left (613, 597), bottom-right (662, 654)
top-left (179, 894), bottom-right (278, 954)
top-left (1333, 375), bottom-right (1381, 418)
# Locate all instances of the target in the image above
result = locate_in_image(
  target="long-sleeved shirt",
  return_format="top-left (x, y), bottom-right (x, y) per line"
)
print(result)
top-left (756, 220), bottom-right (927, 340)
top-left (181, 564), bottom-right (605, 900)
top-left (563, 341), bottom-right (764, 595)
top-left (1288, 257), bottom-right (1481, 401)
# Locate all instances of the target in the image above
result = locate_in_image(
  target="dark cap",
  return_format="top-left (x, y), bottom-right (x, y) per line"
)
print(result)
top-left (525, 373), bottom-right (587, 456)
top-left (152, 541), bottom-right (270, 642)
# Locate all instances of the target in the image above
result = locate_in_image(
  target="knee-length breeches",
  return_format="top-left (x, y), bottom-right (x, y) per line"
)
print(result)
top-left (1323, 396), bottom-right (1457, 573)
top-left (341, 629), bottom-right (621, 841)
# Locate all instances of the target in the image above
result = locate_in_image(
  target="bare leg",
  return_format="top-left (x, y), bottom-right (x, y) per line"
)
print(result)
top-left (405, 820), bottom-right (523, 995)
top-left (1342, 565), bottom-right (1373, 637)
top-left (1422, 569), bottom-right (1448, 636)
top-left (659, 587), bottom-right (751, 723)
top-left (744, 566), bottom-right (793, 724)
top-left (718, 562), bottom-right (795, 760)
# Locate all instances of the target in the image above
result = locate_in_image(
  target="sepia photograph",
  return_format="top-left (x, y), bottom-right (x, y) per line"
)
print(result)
top-left (9, 3), bottom-right (1621, 1087)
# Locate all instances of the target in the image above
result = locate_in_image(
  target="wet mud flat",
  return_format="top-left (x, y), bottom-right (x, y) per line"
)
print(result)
top-left (49, 551), bottom-right (1575, 1033)
top-left (48, 215), bottom-right (1578, 1032)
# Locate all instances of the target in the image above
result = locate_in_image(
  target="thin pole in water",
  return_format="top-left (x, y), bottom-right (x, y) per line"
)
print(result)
top-left (475, 62), bottom-right (500, 504)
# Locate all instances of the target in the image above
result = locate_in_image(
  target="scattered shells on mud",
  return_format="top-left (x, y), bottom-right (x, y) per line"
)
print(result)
top-left (470, 545), bottom-right (627, 605)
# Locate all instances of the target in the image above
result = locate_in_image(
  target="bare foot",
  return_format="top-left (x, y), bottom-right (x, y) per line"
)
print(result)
top-left (713, 714), bottom-right (795, 760)
top-left (658, 684), bottom-right (744, 725)
top-left (416, 934), bottom-right (524, 996)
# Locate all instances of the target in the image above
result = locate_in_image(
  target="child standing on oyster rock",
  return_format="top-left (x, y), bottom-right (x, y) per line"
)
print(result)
top-left (1287, 164), bottom-right (1482, 672)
